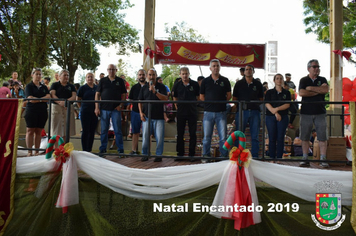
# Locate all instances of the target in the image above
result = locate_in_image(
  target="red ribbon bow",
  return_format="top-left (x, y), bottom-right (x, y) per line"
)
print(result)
top-left (333, 50), bottom-right (352, 61)
top-left (54, 145), bottom-right (69, 163)
top-left (231, 148), bottom-right (249, 167)
top-left (145, 47), bottom-right (156, 59)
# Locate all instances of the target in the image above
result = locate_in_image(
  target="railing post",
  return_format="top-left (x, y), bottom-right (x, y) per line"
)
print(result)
top-left (341, 105), bottom-right (345, 137)
top-left (147, 102), bottom-right (152, 158)
top-left (238, 101), bottom-right (243, 131)
top-left (65, 100), bottom-right (71, 143)
top-left (48, 99), bottom-right (52, 140)
top-left (261, 101), bottom-right (266, 160)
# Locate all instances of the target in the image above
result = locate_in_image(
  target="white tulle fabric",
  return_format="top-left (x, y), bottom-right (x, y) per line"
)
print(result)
top-left (16, 152), bottom-right (353, 205)
top-left (209, 161), bottom-right (261, 225)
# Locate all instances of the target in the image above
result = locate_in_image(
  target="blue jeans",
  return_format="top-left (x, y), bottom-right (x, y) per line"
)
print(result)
top-left (142, 118), bottom-right (165, 156)
top-left (235, 110), bottom-right (261, 157)
top-left (100, 109), bottom-right (124, 153)
top-left (202, 111), bottom-right (228, 157)
top-left (265, 115), bottom-right (289, 159)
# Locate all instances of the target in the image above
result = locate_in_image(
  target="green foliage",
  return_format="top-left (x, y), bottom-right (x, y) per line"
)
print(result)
top-left (0, 0), bottom-right (52, 84)
top-left (160, 64), bottom-right (180, 91)
top-left (47, 0), bottom-right (139, 83)
top-left (124, 76), bottom-right (137, 88)
top-left (162, 22), bottom-right (207, 86)
top-left (164, 22), bottom-right (208, 43)
top-left (303, 0), bottom-right (356, 62)
top-left (0, 0), bottom-right (139, 84)
top-left (116, 58), bottom-right (136, 87)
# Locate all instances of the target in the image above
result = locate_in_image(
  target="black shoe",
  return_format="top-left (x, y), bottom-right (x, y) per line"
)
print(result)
top-left (141, 157), bottom-right (148, 161)
top-left (154, 157), bottom-right (162, 162)
top-left (190, 158), bottom-right (196, 162)
top-left (129, 151), bottom-right (138, 155)
top-left (98, 150), bottom-right (106, 157)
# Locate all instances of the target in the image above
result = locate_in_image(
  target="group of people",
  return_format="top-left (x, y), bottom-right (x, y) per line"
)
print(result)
top-left (1, 58), bottom-right (329, 167)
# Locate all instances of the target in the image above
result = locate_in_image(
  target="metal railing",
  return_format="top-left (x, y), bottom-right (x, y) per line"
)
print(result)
top-left (17, 98), bottom-right (351, 165)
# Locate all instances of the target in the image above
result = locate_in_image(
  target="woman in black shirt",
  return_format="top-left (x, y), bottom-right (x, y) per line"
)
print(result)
top-left (264, 74), bottom-right (291, 160)
top-left (24, 68), bottom-right (50, 156)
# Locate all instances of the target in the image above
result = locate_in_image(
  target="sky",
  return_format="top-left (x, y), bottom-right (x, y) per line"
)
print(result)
top-left (74, 0), bottom-right (356, 87)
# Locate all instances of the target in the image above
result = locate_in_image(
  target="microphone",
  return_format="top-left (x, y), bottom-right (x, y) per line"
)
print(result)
top-left (150, 81), bottom-right (153, 86)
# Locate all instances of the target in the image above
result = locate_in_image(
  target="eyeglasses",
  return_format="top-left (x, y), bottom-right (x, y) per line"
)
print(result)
top-left (107, 68), bottom-right (116, 71)
top-left (311, 65), bottom-right (320, 69)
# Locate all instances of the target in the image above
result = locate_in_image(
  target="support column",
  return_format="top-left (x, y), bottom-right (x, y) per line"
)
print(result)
top-left (143, 0), bottom-right (156, 72)
top-left (329, 0), bottom-right (343, 136)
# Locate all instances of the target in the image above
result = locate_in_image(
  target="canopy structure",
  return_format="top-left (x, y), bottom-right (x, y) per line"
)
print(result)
top-left (154, 40), bottom-right (265, 69)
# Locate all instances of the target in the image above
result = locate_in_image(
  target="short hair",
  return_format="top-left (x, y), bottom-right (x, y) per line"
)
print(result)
top-left (245, 64), bottom-right (255, 72)
top-left (107, 64), bottom-right (117, 70)
top-left (262, 81), bottom-right (268, 85)
top-left (180, 67), bottom-right (190, 73)
top-left (31, 68), bottom-right (42, 75)
top-left (285, 73), bottom-right (291, 77)
top-left (240, 68), bottom-right (245, 72)
top-left (59, 69), bottom-right (69, 77)
top-left (137, 69), bottom-right (146, 76)
top-left (2, 82), bottom-right (9, 87)
top-left (44, 77), bottom-right (51, 81)
top-left (209, 59), bottom-right (221, 67)
top-left (147, 68), bottom-right (157, 76)
top-left (13, 81), bottom-right (20, 86)
top-left (100, 73), bottom-right (105, 76)
top-left (307, 59), bottom-right (319, 68)
top-left (197, 76), bottom-right (204, 82)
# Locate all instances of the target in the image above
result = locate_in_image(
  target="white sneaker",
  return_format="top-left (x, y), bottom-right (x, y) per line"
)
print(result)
top-left (320, 162), bottom-right (329, 168)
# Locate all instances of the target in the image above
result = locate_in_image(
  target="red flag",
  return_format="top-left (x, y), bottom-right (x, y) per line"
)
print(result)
top-left (155, 40), bottom-right (265, 69)
top-left (0, 99), bottom-right (23, 235)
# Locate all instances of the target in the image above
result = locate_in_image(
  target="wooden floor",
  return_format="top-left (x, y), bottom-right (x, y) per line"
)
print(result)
top-left (100, 154), bottom-right (352, 171)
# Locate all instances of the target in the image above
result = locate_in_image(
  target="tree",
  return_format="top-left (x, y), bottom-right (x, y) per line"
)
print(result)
top-left (116, 58), bottom-right (136, 87)
top-left (303, 0), bottom-right (356, 62)
top-left (0, 0), bottom-right (52, 84)
top-left (162, 22), bottom-right (207, 91)
top-left (0, 0), bottom-right (139, 84)
top-left (47, 0), bottom-right (139, 83)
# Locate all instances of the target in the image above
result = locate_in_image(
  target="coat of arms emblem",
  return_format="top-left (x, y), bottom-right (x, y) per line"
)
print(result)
top-left (162, 43), bottom-right (172, 56)
top-left (311, 181), bottom-right (346, 231)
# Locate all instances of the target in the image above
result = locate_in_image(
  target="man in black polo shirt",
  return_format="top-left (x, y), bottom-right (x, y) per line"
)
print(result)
top-left (138, 68), bottom-right (168, 162)
top-left (128, 69), bottom-right (146, 155)
top-left (95, 64), bottom-right (127, 156)
top-left (232, 64), bottom-right (263, 158)
top-left (298, 59), bottom-right (329, 167)
top-left (173, 67), bottom-right (200, 161)
top-left (200, 59), bottom-right (231, 162)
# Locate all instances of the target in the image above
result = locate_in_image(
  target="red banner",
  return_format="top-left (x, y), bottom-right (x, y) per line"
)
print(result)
top-left (0, 99), bottom-right (22, 236)
top-left (155, 40), bottom-right (265, 69)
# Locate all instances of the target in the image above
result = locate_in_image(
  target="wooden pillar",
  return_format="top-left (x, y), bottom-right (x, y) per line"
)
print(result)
top-left (329, 0), bottom-right (343, 136)
top-left (329, 0), bottom-right (343, 105)
top-left (143, 0), bottom-right (156, 72)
